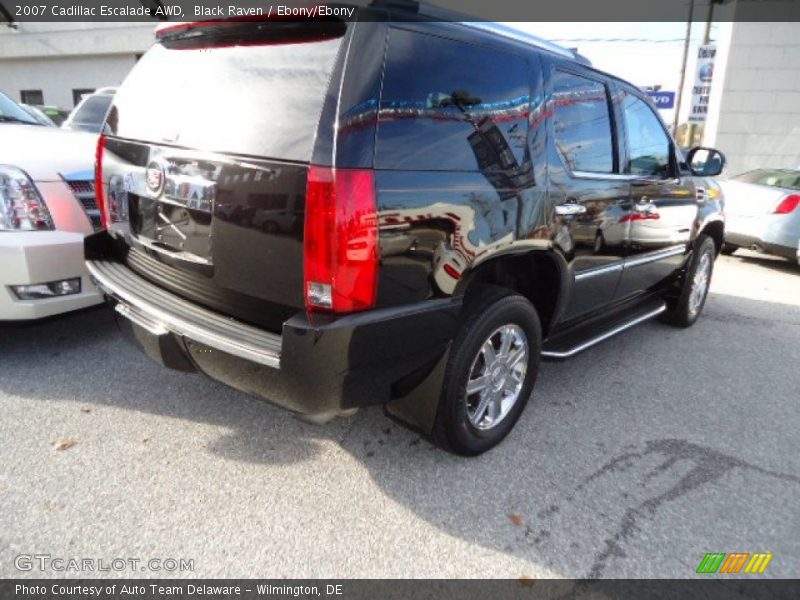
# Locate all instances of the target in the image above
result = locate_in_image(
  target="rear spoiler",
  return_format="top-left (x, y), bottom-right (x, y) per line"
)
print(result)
top-left (154, 12), bottom-right (348, 47)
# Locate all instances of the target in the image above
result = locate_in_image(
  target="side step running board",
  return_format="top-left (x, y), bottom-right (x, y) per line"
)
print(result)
top-left (541, 300), bottom-right (666, 360)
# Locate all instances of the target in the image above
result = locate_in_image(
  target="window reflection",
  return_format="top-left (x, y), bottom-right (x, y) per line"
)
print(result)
top-left (551, 71), bottom-right (614, 174)
top-left (622, 92), bottom-right (671, 178)
top-left (376, 29), bottom-right (530, 172)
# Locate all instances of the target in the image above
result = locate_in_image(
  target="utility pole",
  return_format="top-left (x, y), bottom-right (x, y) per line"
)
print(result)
top-left (702, 0), bottom-right (716, 44)
top-left (673, 0), bottom-right (695, 137)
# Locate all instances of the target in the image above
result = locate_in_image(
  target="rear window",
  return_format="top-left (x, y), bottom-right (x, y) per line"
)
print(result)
top-left (732, 169), bottom-right (800, 191)
top-left (72, 95), bottom-right (113, 125)
top-left (108, 24), bottom-right (345, 162)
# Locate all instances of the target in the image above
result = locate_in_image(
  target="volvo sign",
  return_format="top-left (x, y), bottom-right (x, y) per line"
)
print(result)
top-left (647, 91), bottom-right (676, 110)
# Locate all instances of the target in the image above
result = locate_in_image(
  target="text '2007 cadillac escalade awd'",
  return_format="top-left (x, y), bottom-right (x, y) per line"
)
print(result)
top-left (85, 8), bottom-right (726, 455)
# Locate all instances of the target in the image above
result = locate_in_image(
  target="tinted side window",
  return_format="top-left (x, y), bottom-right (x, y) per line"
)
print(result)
top-left (621, 92), bottom-right (672, 177)
top-left (551, 70), bottom-right (615, 174)
top-left (376, 28), bottom-right (529, 171)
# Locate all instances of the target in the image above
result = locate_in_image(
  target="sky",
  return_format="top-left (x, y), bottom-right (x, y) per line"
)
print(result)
top-left (502, 22), bottom-right (722, 127)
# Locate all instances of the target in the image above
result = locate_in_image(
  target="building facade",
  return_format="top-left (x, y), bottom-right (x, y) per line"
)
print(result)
top-left (0, 22), bottom-right (153, 109)
top-left (706, 20), bottom-right (800, 176)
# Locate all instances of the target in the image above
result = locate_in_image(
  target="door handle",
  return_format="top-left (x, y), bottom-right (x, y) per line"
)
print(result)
top-left (555, 204), bottom-right (586, 216)
top-left (631, 177), bottom-right (681, 186)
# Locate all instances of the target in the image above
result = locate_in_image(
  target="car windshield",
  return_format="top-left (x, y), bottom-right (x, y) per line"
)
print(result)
top-left (21, 104), bottom-right (56, 127)
top-left (0, 92), bottom-right (40, 125)
top-left (732, 169), bottom-right (800, 191)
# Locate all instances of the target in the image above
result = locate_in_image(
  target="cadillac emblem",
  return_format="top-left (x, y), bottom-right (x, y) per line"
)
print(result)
top-left (145, 159), bottom-right (165, 196)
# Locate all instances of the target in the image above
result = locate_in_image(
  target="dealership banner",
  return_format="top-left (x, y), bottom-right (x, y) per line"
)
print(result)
top-left (688, 44), bottom-right (716, 124)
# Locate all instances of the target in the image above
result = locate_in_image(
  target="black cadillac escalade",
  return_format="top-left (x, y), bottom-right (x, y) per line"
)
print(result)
top-left (85, 5), bottom-right (726, 455)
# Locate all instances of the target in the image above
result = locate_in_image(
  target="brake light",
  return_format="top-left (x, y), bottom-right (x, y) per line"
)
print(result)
top-left (304, 166), bottom-right (378, 313)
top-left (155, 18), bottom-right (263, 39)
top-left (774, 194), bottom-right (800, 214)
top-left (94, 135), bottom-right (108, 229)
top-left (154, 16), bottom-right (346, 50)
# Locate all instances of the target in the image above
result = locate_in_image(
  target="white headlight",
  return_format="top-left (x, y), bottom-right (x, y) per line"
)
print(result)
top-left (0, 165), bottom-right (54, 231)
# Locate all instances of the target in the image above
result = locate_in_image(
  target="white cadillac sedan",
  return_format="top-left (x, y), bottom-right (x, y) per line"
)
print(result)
top-left (720, 168), bottom-right (800, 266)
top-left (1, 92), bottom-right (103, 320)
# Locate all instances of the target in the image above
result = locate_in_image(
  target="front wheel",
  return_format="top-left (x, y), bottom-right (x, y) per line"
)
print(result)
top-left (433, 288), bottom-right (541, 456)
top-left (662, 234), bottom-right (716, 328)
top-left (721, 242), bottom-right (738, 256)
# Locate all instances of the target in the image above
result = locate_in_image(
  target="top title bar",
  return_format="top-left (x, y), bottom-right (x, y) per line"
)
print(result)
top-left (2, 0), bottom-right (800, 23)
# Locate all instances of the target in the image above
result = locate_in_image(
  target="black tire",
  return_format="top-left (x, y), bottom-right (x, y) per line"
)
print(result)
top-left (662, 234), bottom-right (716, 328)
top-left (433, 287), bottom-right (542, 456)
top-left (721, 243), bottom-right (738, 256)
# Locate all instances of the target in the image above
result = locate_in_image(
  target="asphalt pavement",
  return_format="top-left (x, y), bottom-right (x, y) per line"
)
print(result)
top-left (1, 250), bottom-right (798, 579)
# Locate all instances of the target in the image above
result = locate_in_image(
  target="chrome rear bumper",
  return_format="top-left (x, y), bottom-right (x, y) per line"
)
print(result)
top-left (86, 258), bottom-right (282, 368)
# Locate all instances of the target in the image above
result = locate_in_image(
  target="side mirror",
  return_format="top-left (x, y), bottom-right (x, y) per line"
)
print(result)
top-left (686, 146), bottom-right (726, 177)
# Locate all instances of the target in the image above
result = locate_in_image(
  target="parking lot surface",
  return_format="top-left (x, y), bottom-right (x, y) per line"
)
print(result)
top-left (1, 250), bottom-right (798, 578)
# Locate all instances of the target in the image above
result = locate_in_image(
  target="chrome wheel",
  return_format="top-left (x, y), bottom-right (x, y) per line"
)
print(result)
top-left (465, 324), bottom-right (529, 431)
top-left (688, 252), bottom-right (711, 318)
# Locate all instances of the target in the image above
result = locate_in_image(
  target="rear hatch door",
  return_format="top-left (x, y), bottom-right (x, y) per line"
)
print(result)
top-left (100, 19), bottom-right (348, 331)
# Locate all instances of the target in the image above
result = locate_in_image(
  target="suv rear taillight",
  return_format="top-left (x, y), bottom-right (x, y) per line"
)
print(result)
top-left (95, 135), bottom-right (108, 229)
top-left (774, 194), bottom-right (800, 214)
top-left (304, 166), bottom-right (378, 313)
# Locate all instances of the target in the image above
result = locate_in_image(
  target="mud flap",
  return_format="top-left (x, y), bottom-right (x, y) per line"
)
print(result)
top-left (384, 345), bottom-right (451, 436)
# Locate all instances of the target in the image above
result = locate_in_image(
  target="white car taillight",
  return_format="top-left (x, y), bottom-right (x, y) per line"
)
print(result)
top-left (0, 165), bottom-right (54, 231)
top-left (773, 194), bottom-right (800, 215)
